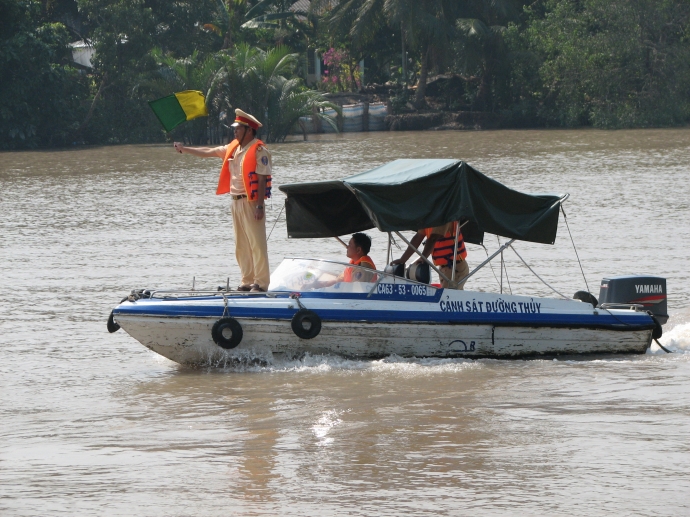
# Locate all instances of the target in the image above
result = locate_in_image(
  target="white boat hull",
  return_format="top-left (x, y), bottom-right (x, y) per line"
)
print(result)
top-left (116, 313), bottom-right (652, 366)
top-left (112, 260), bottom-right (657, 366)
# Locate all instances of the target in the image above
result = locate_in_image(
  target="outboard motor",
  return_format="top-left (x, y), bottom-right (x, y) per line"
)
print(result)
top-left (599, 275), bottom-right (668, 324)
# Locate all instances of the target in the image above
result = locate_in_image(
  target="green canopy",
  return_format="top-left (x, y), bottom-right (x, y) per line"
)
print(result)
top-left (279, 159), bottom-right (564, 245)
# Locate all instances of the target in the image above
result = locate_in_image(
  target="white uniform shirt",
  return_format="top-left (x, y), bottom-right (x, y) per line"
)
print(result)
top-left (228, 138), bottom-right (272, 196)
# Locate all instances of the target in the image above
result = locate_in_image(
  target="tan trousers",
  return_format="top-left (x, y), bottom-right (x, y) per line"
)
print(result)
top-left (439, 259), bottom-right (470, 290)
top-left (231, 198), bottom-right (270, 290)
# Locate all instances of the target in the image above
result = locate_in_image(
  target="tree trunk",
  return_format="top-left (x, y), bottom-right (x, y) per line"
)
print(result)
top-left (71, 73), bottom-right (108, 142)
top-left (414, 44), bottom-right (431, 108)
top-left (222, 30), bottom-right (232, 50)
top-left (474, 60), bottom-right (490, 111)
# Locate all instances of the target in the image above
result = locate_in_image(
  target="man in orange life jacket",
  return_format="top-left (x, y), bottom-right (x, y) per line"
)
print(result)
top-left (173, 109), bottom-right (272, 292)
top-left (392, 222), bottom-right (469, 289)
top-left (342, 233), bottom-right (376, 283)
top-left (316, 233), bottom-right (376, 288)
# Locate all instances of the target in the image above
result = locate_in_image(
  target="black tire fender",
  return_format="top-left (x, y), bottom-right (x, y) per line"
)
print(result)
top-left (107, 296), bottom-right (130, 333)
top-left (573, 290), bottom-right (598, 308)
top-left (212, 317), bottom-right (243, 349)
top-left (107, 312), bottom-right (120, 333)
top-left (291, 309), bottom-right (322, 339)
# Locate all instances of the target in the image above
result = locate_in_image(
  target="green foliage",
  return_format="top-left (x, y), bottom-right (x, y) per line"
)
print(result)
top-left (0, 0), bottom-right (87, 149)
top-left (138, 48), bottom-right (229, 142)
top-left (4, 0), bottom-right (690, 149)
top-left (216, 44), bottom-right (339, 142)
top-left (389, 88), bottom-right (411, 114)
top-left (451, 2), bottom-right (519, 112)
top-left (518, 0), bottom-right (690, 128)
top-left (266, 76), bottom-right (340, 141)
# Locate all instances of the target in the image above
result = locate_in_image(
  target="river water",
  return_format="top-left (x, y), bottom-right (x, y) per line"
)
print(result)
top-left (2, 129), bottom-right (689, 516)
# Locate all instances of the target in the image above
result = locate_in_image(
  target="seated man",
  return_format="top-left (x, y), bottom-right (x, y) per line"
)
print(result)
top-left (316, 233), bottom-right (377, 287)
top-left (392, 222), bottom-right (469, 289)
top-left (342, 232), bottom-right (376, 282)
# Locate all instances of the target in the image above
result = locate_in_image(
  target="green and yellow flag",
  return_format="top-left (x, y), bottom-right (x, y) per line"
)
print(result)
top-left (148, 90), bottom-right (208, 132)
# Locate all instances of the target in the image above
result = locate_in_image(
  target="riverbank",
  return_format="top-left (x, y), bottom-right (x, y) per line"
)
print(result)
top-left (292, 87), bottom-right (502, 138)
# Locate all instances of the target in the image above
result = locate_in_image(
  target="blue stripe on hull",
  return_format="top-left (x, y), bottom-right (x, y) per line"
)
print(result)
top-left (114, 303), bottom-right (653, 332)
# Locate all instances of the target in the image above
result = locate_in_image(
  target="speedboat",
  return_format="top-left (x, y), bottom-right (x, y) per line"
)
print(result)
top-left (109, 159), bottom-right (667, 365)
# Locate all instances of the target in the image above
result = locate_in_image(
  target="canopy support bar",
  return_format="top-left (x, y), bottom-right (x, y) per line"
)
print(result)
top-left (452, 222), bottom-right (460, 283)
top-left (451, 220), bottom-right (469, 283)
top-left (387, 232), bottom-right (392, 265)
top-left (394, 231), bottom-right (452, 286)
top-left (456, 239), bottom-right (516, 287)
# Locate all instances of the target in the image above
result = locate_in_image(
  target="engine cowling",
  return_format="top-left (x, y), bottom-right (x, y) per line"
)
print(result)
top-left (599, 275), bottom-right (668, 324)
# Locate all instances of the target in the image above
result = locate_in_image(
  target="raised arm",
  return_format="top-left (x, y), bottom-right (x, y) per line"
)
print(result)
top-left (414, 233), bottom-right (440, 264)
top-left (173, 142), bottom-right (226, 158)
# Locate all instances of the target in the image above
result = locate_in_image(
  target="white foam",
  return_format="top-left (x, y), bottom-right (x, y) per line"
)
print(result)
top-left (648, 321), bottom-right (690, 354)
top-left (216, 352), bottom-right (481, 375)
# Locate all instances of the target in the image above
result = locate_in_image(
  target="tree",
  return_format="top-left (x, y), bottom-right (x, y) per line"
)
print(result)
top-left (452, 0), bottom-right (522, 111)
top-left (322, 0), bottom-right (477, 107)
top-left (74, 0), bottom-right (221, 143)
top-left (265, 75), bottom-right (339, 142)
top-left (140, 48), bottom-right (229, 143)
top-left (217, 44), bottom-right (339, 142)
top-left (203, 0), bottom-right (247, 50)
top-left (519, 0), bottom-right (690, 127)
top-left (0, 0), bottom-right (87, 148)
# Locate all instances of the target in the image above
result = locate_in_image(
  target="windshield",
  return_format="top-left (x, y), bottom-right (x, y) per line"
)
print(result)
top-left (268, 258), bottom-right (437, 294)
top-left (268, 258), bottom-right (378, 293)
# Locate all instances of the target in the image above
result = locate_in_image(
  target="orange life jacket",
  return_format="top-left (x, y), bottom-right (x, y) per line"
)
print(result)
top-left (216, 139), bottom-right (272, 200)
top-left (424, 222), bottom-right (467, 267)
top-left (343, 256), bottom-right (377, 282)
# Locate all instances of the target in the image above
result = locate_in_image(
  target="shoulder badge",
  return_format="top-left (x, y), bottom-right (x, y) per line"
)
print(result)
top-left (261, 156), bottom-right (269, 165)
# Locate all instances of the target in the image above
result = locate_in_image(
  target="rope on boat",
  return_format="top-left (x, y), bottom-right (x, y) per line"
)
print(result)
top-left (267, 204), bottom-right (285, 241)
top-left (389, 233), bottom-right (403, 251)
top-left (509, 245), bottom-right (570, 300)
top-left (654, 338), bottom-right (672, 353)
top-left (502, 254), bottom-right (513, 295)
top-left (482, 239), bottom-right (513, 294)
top-left (482, 244), bottom-right (503, 290)
top-left (561, 205), bottom-right (592, 295)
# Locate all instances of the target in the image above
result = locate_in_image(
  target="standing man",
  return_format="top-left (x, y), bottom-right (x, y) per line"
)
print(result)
top-left (392, 222), bottom-right (469, 289)
top-left (174, 109), bottom-right (273, 292)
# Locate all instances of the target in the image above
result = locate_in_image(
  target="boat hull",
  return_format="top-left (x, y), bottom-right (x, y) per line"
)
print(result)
top-left (116, 313), bottom-right (652, 366)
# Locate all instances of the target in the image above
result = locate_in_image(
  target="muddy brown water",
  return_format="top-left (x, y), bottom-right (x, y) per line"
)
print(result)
top-left (2, 129), bottom-right (690, 515)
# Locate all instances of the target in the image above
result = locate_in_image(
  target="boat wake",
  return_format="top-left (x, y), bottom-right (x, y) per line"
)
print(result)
top-left (649, 323), bottom-right (690, 354)
top-left (192, 352), bottom-right (483, 374)
top-left (648, 310), bottom-right (690, 354)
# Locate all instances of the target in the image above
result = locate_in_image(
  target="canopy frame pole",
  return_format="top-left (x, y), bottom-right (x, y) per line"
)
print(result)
top-left (394, 231), bottom-right (452, 286)
top-left (457, 238), bottom-right (515, 287)
top-left (451, 222), bottom-right (460, 283)
top-left (334, 236), bottom-right (348, 248)
top-left (387, 232), bottom-right (392, 265)
top-left (451, 220), bottom-right (469, 284)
